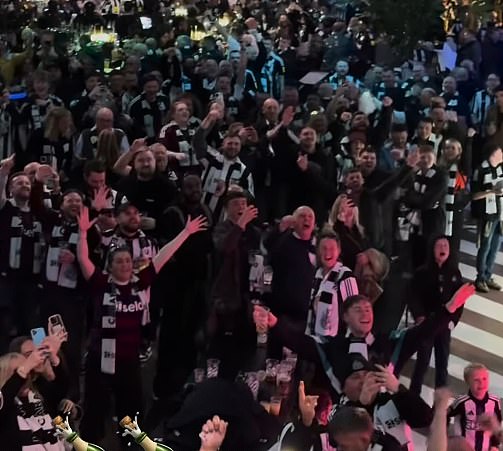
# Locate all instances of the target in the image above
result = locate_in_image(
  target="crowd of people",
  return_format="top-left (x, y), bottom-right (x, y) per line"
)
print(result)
top-left (0, 0), bottom-right (502, 450)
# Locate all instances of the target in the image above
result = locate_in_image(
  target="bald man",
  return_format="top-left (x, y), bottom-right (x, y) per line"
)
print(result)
top-left (267, 206), bottom-right (316, 339)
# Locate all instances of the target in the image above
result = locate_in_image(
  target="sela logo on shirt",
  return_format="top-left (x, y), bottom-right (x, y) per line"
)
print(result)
top-left (115, 300), bottom-right (144, 313)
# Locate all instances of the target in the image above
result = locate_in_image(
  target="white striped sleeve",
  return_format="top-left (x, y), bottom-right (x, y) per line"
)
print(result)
top-left (339, 276), bottom-right (359, 301)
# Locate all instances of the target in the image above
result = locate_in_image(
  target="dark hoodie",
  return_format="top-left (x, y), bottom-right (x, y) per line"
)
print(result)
top-left (408, 236), bottom-right (464, 321)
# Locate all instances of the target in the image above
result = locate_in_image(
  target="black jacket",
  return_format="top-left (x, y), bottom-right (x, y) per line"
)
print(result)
top-left (408, 262), bottom-right (464, 321)
top-left (268, 231), bottom-right (317, 323)
top-left (209, 220), bottom-right (261, 335)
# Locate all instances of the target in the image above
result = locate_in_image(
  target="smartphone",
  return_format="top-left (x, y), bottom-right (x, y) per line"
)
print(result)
top-left (31, 327), bottom-right (46, 347)
top-left (48, 314), bottom-right (67, 341)
top-left (9, 92), bottom-right (27, 101)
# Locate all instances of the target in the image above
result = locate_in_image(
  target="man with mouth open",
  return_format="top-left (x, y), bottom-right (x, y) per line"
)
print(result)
top-left (254, 284), bottom-right (474, 397)
top-left (267, 206), bottom-right (317, 328)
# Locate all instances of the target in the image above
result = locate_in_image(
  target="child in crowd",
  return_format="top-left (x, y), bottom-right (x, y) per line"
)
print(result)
top-left (448, 363), bottom-right (502, 451)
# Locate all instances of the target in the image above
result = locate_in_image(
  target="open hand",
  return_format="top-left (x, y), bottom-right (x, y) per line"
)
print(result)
top-left (78, 206), bottom-right (97, 233)
top-left (185, 215), bottom-right (208, 235)
top-left (281, 106), bottom-right (295, 127)
top-left (92, 186), bottom-right (111, 212)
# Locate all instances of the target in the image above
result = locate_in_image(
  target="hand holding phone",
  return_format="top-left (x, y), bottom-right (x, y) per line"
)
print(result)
top-left (48, 314), bottom-right (68, 342)
top-left (31, 327), bottom-right (47, 347)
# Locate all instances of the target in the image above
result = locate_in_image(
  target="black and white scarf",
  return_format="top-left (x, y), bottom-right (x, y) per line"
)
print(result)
top-left (45, 220), bottom-right (79, 289)
top-left (445, 163), bottom-right (457, 237)
top-left (444, 162), bottom-right (468, 236)
top-left (18, 96), bottom-right (63, 150)
top-left (101, 229), bottom-right (157, 270)
top-left (128, 93), bottom-right (168, 140)
top-left (8, 202), bottom-right (44, 274)
top-left (14, 390), bottom-right (63, 451)
top-left (306, 262), bottom-right (359, 342)
top-left (100, 275), bottom-right (149, 375)
top-left (406, 168), bottom-right (438, 236)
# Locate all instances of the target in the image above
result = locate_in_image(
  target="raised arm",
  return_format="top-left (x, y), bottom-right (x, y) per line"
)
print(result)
top-left (0, 154), bottom-right (15, 209)
top-left (77, 206), bottom-right (97, 280)
top-left (193, 108), bottom-right (221, 161)
top-left (152, 215), bottom-right (207, 273)
top-left (427, 388), bottom-right (451, 451)
top-left (113, 138), bottom-right (147, 176)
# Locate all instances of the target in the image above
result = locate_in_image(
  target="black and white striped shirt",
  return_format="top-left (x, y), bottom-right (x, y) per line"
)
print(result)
top-left (449, 392), bottom-right (502, 451)
top-left (199, 147), bottom-right (254, 218)
top-left (471, 90), bottom-right (495, 131)
top-left (472, 160), bottom-right (503, 221)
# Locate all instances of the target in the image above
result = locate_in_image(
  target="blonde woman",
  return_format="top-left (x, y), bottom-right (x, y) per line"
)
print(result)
top-left (0, 346), bottom-right (67, 450)
top-left (26, 106), bottom-right (74, 181)
top-left (96, 128), bottom-right (121, 186)
top-left (328, 194), bottom-right (368, 270)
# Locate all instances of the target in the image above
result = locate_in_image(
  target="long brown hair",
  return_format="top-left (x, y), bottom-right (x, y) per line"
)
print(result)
top-left (44, 107), bottom-right (74, 142)
top-left (96, 129), bottom-right (120, 169)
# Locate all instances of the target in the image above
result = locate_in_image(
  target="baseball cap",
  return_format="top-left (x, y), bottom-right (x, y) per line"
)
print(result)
top-left (115, 201), bottom-right (139, 215)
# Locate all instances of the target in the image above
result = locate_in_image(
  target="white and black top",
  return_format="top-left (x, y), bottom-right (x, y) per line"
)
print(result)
top-left (472, 160), bottom-right (503, 222)
top-left (327, 74), bottom-right (362, 90)
top-left (158, 120), bottom-right (199, 168)
top-left (449, 392), bottom-right (502, 451)
top-left (18, 95), bottom-right (64, 149)
top-left (193, 126), bottom-right (255, 218)
top-left (45, 218), bottom-right (80, 289)
top-left (127, 92), bottom-right (169, 141)
top-left (471, 90), bottom-right (495, 130)
top-left (305, 262), bottom-right (359, 341)
top-left (0, 200), bottom-right (44, 276)
top-left (261, 52), bottom-right (286, 99)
